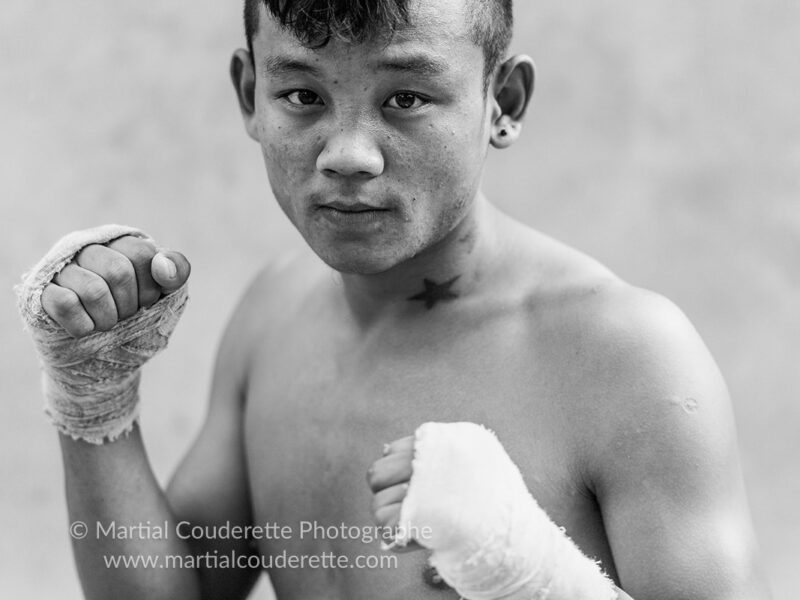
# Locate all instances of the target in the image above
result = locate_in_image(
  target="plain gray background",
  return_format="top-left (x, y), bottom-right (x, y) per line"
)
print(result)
top-left (1, 1), bottom-right (798, 598)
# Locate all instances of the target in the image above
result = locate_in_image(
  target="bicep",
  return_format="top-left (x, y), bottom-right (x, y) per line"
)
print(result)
top-left (599, 397), bottom-right (763, 599)
top-left (167, 411), bottom-right (259, 598)
top-left (166, 307), bottom-right (260, 598)
top-left (579, 289), bottom-right (769, 599)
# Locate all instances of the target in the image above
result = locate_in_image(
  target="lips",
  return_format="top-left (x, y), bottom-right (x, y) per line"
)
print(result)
top-left (321, 200), bottom-right (388, 213)
top-left (315, 199), bottom-right (391, 228)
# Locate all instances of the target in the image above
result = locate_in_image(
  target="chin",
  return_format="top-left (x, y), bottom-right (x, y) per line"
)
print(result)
top-left (313, 246), bottom-right (408, 276)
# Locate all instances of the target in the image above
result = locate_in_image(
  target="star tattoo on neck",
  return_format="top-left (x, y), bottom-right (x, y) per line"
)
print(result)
top-left (407, 276), bottom-right (461, 310)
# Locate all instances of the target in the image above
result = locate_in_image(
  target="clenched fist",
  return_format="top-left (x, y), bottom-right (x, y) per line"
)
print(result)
top-left (41, 236), bottom-right (190, 338)
top-left (17, 225), bottom-right (191, 443)
top-left (366, 436), bottom-right (421, 553)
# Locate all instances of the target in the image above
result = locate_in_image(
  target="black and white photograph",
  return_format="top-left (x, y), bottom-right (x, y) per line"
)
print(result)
top-left (1, 1), bottom-right (797, 598)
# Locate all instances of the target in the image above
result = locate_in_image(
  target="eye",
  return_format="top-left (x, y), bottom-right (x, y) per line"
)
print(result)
top-left (284, 90), bottom-right (324, 106)
top-left (385, 92), bottom-right (429, 110)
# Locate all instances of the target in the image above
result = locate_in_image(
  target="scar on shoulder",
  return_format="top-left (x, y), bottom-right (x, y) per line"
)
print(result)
top-left (669, 396), bottom-right (700, 414)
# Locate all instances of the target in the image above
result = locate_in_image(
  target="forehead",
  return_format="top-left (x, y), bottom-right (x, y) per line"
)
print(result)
top-left (252, 0), bottom-right (480, 66)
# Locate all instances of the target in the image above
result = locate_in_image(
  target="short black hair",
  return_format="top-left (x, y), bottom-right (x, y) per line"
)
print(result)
top-left (243, 0), bottom-right (513, 86)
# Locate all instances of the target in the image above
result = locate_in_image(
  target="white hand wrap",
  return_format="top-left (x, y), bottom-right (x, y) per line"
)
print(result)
top-left (395, 422), bottom-right (616, 600)
top-left (15, 224), bottom-right (188, 445)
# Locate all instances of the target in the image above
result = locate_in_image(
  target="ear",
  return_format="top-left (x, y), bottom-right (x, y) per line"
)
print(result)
top-left (489, 55), bottom-right (535, 149)
top-left (230, 49), bottom-right (259, 141)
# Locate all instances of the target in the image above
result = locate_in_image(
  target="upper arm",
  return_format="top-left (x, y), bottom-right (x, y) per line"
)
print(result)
top-left (579, 287), bottom-right (770, 599)
top-left (165, 276), bottom-right (265, 599)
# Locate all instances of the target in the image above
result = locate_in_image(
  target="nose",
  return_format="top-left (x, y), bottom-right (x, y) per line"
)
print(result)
top-left (316, 126), bottom-right (384, 179)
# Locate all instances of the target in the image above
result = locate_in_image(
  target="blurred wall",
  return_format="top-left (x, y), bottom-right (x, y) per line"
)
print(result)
top-left (1, 1), bottom-right (797, 598)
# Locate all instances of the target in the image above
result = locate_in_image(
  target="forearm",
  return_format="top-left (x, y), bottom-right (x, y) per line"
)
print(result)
top-left (60, 423), bottom-right (201, 600)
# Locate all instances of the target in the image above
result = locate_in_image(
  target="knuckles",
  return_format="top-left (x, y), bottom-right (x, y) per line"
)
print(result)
top-left (366, 465), bottom-right (379, 490)
top-left (37, 234), bottom-right (174, 337)
top-left (370, 493), bottom-right (385, 514)
top-left (47, 288), bottom-right (83, 320)
top-left (125, 243), bottom-right (157, 268)
top-left (102, 257), bottom-right (136, 289)
top-left (81, 278), bottom-right (113, 306)
top-left (366, 463), bottom-right (391, 493)
top-left (76, 242), bottom-right (139, 290)
top-left (109, 236), bottom-right (157, 267)
top-left (372, 503), bottom-right (400, 529)
top-left (42, 286), bottom-right (94, 337)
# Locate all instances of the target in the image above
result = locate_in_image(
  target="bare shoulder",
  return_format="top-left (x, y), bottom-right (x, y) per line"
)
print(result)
top-left (557, 275), bottom-right (732, 443)
top-left (509, 224), bottom-right (737, 482)
top-left (512, 226), bottom-right (727, 417)
top-left (516, 235), bottom-right (769, 597)
top-left (535, 252), bottom-right (736, 474)
top-left (221, 249), bottom-right (331, 362)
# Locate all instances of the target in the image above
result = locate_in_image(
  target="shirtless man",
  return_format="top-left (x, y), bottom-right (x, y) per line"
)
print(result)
top-left (22, 0), bottom-right (770, 598)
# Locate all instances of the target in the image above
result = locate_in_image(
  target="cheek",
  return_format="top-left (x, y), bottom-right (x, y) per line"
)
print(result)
top-left (404, 116), bottom-right (486, 209)
top-left (388, 140), bottom-right (482, 250)
top-left (260, 126), bottom-right (318, 197)
top-left (256, 99), bottom-right (317, 180)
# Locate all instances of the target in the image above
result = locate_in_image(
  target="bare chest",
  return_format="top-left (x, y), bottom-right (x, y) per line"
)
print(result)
top-left (242, 316), bottom-right (615, 598)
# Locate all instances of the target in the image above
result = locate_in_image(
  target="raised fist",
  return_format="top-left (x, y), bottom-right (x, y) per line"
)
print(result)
top-left (17, 224), bottom-right (191, 443)
top-left (41, 236), bottom-right (190, 338)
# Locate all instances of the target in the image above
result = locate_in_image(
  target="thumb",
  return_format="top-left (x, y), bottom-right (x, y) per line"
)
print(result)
top-left (151, 250), bottom-right (191, 293)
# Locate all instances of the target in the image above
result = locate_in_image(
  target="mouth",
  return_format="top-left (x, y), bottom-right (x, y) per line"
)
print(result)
top-left (320, 200), bottom-right (389, 213)
top-left (315, 200), bottom-right (392, 227)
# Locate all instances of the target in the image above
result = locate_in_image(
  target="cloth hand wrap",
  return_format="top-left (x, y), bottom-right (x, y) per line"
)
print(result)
top-left (395, 422), bottom-right (616, 600)
top-left (15, 224), bottom-right (188, 444)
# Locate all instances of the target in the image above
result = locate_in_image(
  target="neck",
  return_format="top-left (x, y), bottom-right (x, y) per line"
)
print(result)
top-left (337, 196), bottom-right (501, 325)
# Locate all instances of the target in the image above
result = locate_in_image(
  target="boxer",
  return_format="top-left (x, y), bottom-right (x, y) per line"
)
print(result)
top-left (19, 1), bottom-right (769, 598)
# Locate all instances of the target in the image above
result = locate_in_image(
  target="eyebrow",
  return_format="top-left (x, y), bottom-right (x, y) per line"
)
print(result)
top-left (375, 55), bottom-right (449, 77)
top-left (262, 54), bottom-right (449, 80)
top-left (263, 56), bottom-right (323, 79)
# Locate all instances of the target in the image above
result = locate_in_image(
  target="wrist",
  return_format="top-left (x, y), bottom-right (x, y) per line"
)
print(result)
top-left (45, 368), bottom-right (142, 444)
top-left (17, 224), bottom-right (188, 445)
top-left (396, 422), bottom-right (616, 600)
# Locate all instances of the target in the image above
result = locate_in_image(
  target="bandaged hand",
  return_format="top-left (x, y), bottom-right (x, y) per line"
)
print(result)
top-left (367, 422), bottom-right (617, 600)
top-left (16, 225), bottom-right (190, 445)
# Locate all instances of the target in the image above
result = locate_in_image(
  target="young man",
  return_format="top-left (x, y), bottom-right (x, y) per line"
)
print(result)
top-left (21, 0), bottom-right (770, 598)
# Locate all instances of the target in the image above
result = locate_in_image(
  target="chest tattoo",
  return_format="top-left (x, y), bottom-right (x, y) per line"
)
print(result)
top-left (407, 276), bottom-right (461, 309)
